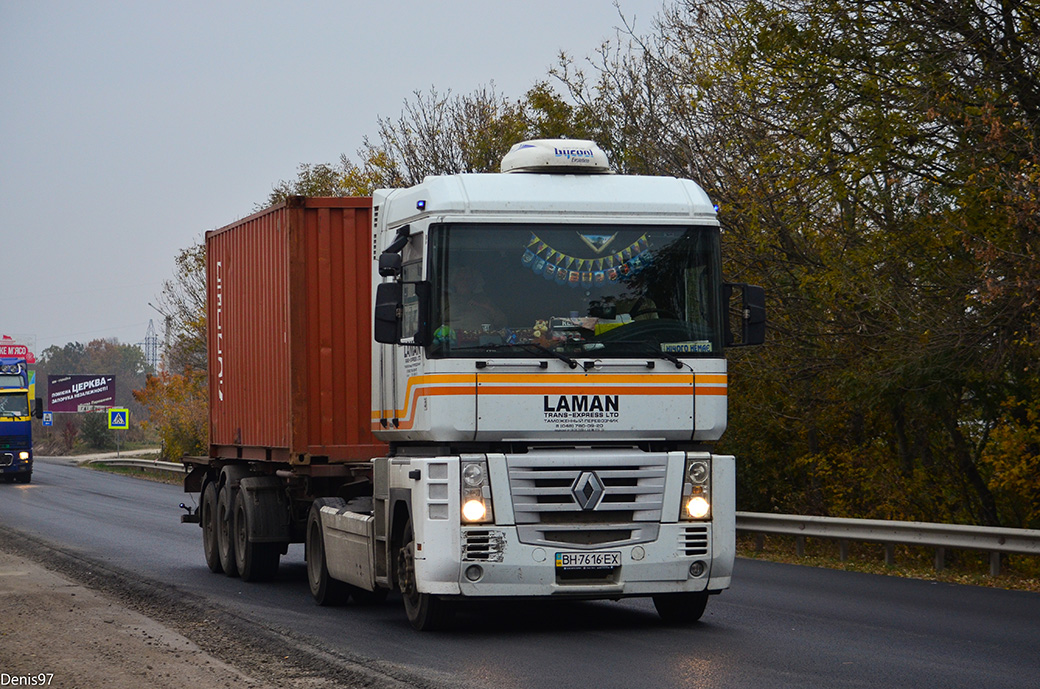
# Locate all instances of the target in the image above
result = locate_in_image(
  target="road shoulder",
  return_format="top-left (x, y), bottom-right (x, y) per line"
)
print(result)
top-left (0, 547), bottom-right (280, 689)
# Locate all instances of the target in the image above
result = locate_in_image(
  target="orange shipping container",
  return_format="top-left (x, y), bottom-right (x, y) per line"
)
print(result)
top-left (206, 196), bottom-right (386, 465)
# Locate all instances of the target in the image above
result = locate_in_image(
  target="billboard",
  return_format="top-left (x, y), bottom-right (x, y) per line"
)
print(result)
top-left (0, 334), bottom-right (37, 364)
top-left (48, 375), bottom-right (116, 413)
top-left (0, 343), bottom-right (29, 358)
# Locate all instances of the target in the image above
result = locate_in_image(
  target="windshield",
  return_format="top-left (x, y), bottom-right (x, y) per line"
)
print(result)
top-left (0, 373), bottom-right (25, 387)
top-left (427, 223), bottom-right (723, 358)
top-left (0, 392), bottom-right (29, 417)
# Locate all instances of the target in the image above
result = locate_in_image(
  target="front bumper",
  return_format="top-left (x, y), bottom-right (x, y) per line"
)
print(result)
top-left (0, 451), bottom-right (32, 474)
top-left (404, 451), bottom-right (737, 599)
top-left (416, 522), bottom-right (732, 599)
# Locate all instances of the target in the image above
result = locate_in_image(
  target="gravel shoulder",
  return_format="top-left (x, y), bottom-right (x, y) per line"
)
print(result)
top-left (0, 458), bottom-right (456, 689)
top-left (0, 547), bottom-right (283, 689)
top-left (0, 529), bottom-right (449, 689)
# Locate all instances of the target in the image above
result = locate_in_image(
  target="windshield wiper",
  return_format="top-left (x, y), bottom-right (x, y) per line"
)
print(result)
top-left (611, 341), bottom-right (685, 369)
top-left (520, 343), bottom-right (579, 369)
top-left (456, 342), bottom-right (579, 369)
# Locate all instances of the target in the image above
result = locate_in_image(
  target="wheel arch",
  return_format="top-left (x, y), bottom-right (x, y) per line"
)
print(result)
top-left (389, 496), bottom-right (412, 590)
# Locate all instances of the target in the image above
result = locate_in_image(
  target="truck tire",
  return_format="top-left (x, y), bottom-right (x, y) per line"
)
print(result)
top-left (14, 471), bottom-right (31, 484)
top-left (306, 498), bottom-right (350, 606)
top-left (398, 519), bottom-right (454, 631)
top-left (216, 482), bottom-right (239, 577)
top-left (652, 591), bottom-right (709, 624)
top-left (200, 481), bottom-right (223, 573)
top-left (233, 489), bottom-right (281, 582)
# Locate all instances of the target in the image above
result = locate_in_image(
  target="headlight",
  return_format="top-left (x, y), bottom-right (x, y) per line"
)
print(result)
top-left (462, 462), bottom-right (485, 487)
top-left (460, 458), bottom-right (493, 523)
top-left (681, 454), bottom-right (711, 520)
top-left (18, 451), bottom-right (29, 461)
top-left (686, 495), bottom-right (710, 519)
top-left (688, 460), bottom-right (709, 483)
top-left (462, 499), bottom-right (487, 522)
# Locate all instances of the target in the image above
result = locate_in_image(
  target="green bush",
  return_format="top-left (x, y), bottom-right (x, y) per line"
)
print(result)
top-left (80, 411), bottom-right (115, 450)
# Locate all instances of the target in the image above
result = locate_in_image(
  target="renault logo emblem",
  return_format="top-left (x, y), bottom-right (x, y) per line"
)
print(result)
top-left (572, 471), bottom-right (605, 510)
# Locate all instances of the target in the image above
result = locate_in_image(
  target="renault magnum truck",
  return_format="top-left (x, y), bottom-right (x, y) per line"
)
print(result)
top-left (182, 139), bottom-right (765, 630)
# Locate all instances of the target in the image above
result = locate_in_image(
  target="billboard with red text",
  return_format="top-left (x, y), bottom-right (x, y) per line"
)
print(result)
top-left (0, 334), bottom-right (37, 364)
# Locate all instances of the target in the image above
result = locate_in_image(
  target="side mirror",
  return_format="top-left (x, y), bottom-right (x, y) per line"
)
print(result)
top-left (378, 252), bottom-right (402, 278)
top-left (33, 397), bottom-right (43, 419)
top-left (374, 281), bottom-right (431, 346)
top-left (374, 282), bottom-right (403, 344)
top-left (723, 283), bottom-right (766, 347)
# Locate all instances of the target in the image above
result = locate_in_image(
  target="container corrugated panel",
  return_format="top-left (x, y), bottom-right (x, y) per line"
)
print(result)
top-left (207, 197), bottom-right (386, 464)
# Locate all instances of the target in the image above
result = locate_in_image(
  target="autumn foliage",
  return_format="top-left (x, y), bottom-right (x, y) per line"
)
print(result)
top-left (133, 368), bottom-right (208, 461)
top-left (548, 0), bottom-right (1040, 528)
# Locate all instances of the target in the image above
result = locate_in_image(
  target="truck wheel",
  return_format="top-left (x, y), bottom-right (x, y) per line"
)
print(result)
top-left (306, 498), bottom-right (350, 606)
top-left (652, 591), bottom-right (709, 624)
top-left (216, 482), bottom-right (239, 577)
top-left (14, 471), bottom-right (31, 484)
top-left (201, 481), bottom-right (223, 573)
top-left (398, 520), bottom-right (454, 631)
top-left (233, 489), bottom-right (280, 582)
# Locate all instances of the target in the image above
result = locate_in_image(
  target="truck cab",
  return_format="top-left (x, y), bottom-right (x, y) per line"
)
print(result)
top-left (0, 358), bottom-right (40, 484)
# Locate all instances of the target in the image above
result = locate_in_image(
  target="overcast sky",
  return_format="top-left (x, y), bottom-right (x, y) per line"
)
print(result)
top-left (1, 0), bottom-right (664, 359)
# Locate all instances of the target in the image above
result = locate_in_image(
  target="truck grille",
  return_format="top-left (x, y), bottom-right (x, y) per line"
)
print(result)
top-left (507, 450), bottom-right (669, 548)
top-left (0, 435), bottom-right (23, 450)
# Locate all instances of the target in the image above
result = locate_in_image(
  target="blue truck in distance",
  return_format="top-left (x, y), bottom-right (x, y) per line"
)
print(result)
top-left (0, 357), bottom-right (42, 484)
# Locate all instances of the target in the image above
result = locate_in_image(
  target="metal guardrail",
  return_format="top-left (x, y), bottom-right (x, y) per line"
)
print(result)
top-left (82, 457), bottom-right (186, 473)
top-left (82, 460), bottom-right (1039, 576)
top-left (736, 511), bottom-right (1040, 576)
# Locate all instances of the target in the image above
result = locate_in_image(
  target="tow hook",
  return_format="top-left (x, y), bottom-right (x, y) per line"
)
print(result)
top-left (180, 502), bottom-right (200, 524)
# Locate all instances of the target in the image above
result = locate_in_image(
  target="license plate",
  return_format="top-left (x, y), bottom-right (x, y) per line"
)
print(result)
top-left (555, 551), bottom-right (621, 570)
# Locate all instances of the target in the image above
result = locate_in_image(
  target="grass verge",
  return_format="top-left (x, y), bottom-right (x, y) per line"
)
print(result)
top-left (737, 533), bottom-right (1040, 593)
top-left (85, 462), bottom-right (183, 486)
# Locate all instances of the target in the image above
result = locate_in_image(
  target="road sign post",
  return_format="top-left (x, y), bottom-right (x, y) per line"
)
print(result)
top-left (108, 408), bottom-right (129, 457)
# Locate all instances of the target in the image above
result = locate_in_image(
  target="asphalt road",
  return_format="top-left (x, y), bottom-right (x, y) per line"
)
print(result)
top-left (2, 458), bottom-right (1038, 689)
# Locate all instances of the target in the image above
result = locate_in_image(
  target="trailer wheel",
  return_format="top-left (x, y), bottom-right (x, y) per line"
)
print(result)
top-left (306, 498), bottom-right (350, 606)
top-left (398, 519), bottom-right (454, 631)
top-left (200, 481), bottom-right (223, 573)
top-left (216, 482), bottom-right (239, 577)
top-left (652, 591), bottom-right (709, 624)
top-left (233, 489), bottom-right (280, 582)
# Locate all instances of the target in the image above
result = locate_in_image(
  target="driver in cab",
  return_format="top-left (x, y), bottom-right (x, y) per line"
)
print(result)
top-left (448, 265), bottom-right (506, 333)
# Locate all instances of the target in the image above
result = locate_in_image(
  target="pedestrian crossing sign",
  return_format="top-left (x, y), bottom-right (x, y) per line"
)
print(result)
top-left (108, 408), bottom-right (129, 430)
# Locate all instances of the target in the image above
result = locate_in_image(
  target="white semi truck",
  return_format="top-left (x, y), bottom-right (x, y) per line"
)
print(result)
top-left (183, 139), bottom-right (765, 630)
